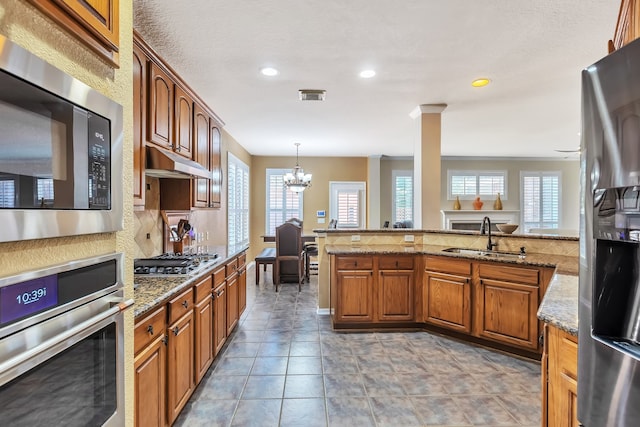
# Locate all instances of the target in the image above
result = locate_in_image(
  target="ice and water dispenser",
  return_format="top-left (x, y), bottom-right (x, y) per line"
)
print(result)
top-left (593, 186), bottom-right (640, 356)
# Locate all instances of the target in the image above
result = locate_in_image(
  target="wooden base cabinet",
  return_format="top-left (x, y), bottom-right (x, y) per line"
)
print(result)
top-left (194, 275), bottom-right (213, 384)
top-left (543, 324), bottom-right (579, 427)
top-left (333, 255), bottom-right (374, 323)
top-left (423, 256), bottom-right (472, 333)
top-left (378, 256), bottom-right (414, 321)
top-left (238, 264), bottom-right (247, 316)
top-left (475, 263), bottom-right (542, 350)
top-left (134, 307), bottom-right (167, 427)
top-left (212, 268), bottom-right (227, 357)
top-left (166, 289), bottom-right (195, 426)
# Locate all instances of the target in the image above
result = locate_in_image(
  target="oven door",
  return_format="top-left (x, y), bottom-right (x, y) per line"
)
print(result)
top-left (0, 294), bottom-right (132, 427)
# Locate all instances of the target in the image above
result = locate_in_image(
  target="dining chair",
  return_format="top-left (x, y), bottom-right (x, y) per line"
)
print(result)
top-left (274, 222), bottom-right (304, 291)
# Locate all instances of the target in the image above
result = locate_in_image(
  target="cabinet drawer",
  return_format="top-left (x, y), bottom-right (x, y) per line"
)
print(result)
top-left (134, 306), bottom-right (166, 356)
top-left (194, 275), bottom-right (213, 304)
top-left (479, 263), bottom-right (540, 285)
top-left (336, 256), bottom-right (373, 270)
top-left (213, 265), bottom-right (226, 287)
top-left (378, 256), bottom-right (414, 270)
top-left (237, 252), bottom-right (247, 268)
top-left (226, 258), bottom-right (238, 276)
top-left (424, 256), bottom-right (471, 276)
top-left (168, 288), bottom-right (194, 324)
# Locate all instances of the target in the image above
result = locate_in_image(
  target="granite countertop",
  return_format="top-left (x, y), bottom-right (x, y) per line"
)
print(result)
top-left (133, 245), bottom-right (248, 319)
top-left (537, 273), bottom-right (579, 336)
top-left (315, 228), bottom-right (579, 241)
top-left (325, 243), bottom-right (579, 275)
top-left (325, 243), bottom-right (579, 335)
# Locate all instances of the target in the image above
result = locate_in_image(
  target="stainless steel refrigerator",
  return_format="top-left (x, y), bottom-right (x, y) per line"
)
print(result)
top-left (580, 37), bottom-right (640, 426)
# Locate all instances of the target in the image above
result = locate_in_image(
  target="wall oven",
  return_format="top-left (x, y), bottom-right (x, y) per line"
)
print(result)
top-left (0, 34), bottom-right (123, 242)
top-left (0, 253), bottom-right (132, 426)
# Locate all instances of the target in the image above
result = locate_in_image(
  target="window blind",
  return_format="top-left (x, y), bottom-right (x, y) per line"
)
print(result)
top-left (265, 169), bottom-right (302, 235)
top-left (228, 154), bottom-right (250, 247)
top-left (522, 172), bottom-right (560, 232)
top-left (449, 170), bottom-right (506, 199)
top-left (393, 172), bottom-right (413, 222)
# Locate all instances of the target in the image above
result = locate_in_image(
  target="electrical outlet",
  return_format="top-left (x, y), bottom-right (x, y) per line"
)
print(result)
top-left (404, 235), bottom-right (415, 242)
top-left (146, 233), bottom-right (150, 239)
top-left (351, 235), bottom-right (361, 242)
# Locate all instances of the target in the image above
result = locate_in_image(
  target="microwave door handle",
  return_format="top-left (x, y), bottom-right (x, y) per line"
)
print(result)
top-left (0, 298), bottom-right (133, 385)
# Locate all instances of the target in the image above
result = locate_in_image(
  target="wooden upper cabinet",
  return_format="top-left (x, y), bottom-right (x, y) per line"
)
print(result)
top-left (209, 125), bottom-right (222, 208)
top-left (193, 103), bottom-right (210, 208)
top-left (610, 0), bottom-right (640, 52)
top-left (132, 43), bottom-right (147, 208)
top-left (28, 0), bottom-right (120, 66)
top-left (148, 63), bottom-right (174, 150)
top-left (174, 85), bottom-right (194, 159)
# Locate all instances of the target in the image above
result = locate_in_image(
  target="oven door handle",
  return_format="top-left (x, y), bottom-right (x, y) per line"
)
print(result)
top-left (0, 298), bottom-right (134, 380)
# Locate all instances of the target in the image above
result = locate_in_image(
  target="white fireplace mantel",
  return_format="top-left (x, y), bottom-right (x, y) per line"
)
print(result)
top-left (440, 210), bottom-right (520, 230)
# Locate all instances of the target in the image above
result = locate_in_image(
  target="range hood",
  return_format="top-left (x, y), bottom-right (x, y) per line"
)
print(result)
top-left (145, 146), bottom-right (211, 179)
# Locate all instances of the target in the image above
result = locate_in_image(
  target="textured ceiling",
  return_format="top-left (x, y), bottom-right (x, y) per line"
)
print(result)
top-left (133, 0), bottom-right (618, 158)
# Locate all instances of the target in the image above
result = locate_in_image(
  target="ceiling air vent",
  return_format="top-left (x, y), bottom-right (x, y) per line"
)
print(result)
top-left (299, 89), bottom-right (326, 101)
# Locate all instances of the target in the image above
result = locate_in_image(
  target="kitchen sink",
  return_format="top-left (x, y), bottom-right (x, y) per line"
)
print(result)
top-left (442, 247), bottom-right (524, 259)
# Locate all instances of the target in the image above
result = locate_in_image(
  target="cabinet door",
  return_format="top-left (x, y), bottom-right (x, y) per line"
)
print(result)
top-left (167, 311), bottom-right (195, 426)
top-left (423, 271), bottom-right (471, 333)
top-left (548, 326), bottom-right (579, 427)
top-left (336, 270), bottom-right (374, 322)
top-left (475, 278), bottom-right (539, 350)
top-left (213, 284), bottom-right (227, 356)
top-left (238, 265), bottom-right (247, 316)
top-left (226, 273), bottom-right (239, 335)
top-left (134, 334), bottom-right (166, 427)
top-left (174, 85), bottom-right (193, 159)
top-left (194, 295), bottom-right (213, 383)
top-left (193, 103), bottom-right (210, 208)
top-left (209, 125), bottom-right (222, 208)
top-left (132, 44), bottom-right (147, 208)
top-left (378, 270), bottom-right (414, 321)
top-left (148, 63), bottom-right (174, 149)
top-left (27, 0), bottom-right (119, 65)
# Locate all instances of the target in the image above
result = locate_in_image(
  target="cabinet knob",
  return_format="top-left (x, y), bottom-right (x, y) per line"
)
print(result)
top-left (162, 335), bottom-right (168, 345)
top-left (354, 261), bottom-right (358, 267)
top-left (176, 145), bottom-right (181, 152)
top-left (147, 325), bottom-right (154, 335)
top-left (173, 326), bottom-right (180, 335)
top-left (182, 300), bottom-right (189, 308)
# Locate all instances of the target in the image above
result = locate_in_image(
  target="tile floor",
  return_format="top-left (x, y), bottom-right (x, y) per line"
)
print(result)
top-left (174, 265), bottom-right (541, 427)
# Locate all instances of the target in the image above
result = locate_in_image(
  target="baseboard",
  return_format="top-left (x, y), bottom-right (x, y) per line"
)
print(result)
top-left (316, 308), bottom-right (330, 316)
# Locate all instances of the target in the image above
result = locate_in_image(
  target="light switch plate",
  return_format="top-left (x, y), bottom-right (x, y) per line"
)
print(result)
top-left (351, 235), bottom-right (361, 242)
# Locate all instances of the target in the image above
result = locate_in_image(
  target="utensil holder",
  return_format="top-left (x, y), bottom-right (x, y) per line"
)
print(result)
top-left (173, 240), bottom-right (184, 254)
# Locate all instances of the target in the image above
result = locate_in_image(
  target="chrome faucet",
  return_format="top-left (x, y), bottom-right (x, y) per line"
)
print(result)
top-left (480, 216), bottom-right (497, 251)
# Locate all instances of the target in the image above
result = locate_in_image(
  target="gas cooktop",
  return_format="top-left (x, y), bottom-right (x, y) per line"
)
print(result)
top-left (134, 253), bottom-right (219, 276)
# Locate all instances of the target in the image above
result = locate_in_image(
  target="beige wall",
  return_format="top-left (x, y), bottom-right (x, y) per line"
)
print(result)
top-left (249, 156), bottom-right (368, 261)
top-left (379, 157), bottom-right (413, 228)
top-left (0, 1), bottom-right (135, 425)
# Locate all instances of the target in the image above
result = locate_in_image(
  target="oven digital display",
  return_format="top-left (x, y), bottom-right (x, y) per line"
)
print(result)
top-left (0, 274), bottom-right (58, 325)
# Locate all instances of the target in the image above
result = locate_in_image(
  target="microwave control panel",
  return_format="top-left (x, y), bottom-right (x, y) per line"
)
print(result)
top-left (88, 113), bottom-right (111, 209)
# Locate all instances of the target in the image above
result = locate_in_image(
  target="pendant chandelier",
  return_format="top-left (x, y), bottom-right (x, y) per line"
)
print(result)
top-left (284, 143), bottom-right (312, 193)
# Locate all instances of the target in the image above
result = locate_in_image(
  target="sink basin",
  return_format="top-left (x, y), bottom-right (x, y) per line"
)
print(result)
top-left (442, 247), bottom-right (523, 259)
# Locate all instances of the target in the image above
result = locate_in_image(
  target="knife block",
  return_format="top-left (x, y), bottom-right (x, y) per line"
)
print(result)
top-left (172, 240), bottom-right (184, 254)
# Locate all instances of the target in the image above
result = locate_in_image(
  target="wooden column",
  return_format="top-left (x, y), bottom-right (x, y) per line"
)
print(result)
top-left (410, 104), bottom-right (446, 229)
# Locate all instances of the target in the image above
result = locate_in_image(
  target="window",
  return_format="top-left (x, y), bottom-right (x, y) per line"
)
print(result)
top-left (37, 178), bottom-right (54, 206)
top-left (265, 169), bottom-right (303, 235)
top-left (521, 171), bottom-right (561, 232)
top-left (0, 179), bottom-right (15, 208)
top-left (448, 170), bottom-right (507, 200)
top-left (329, 182), bottom-right (366, 228)
top-left (228, 153), bottom-right (250, 247)
top-left (392, 170), bottom-right (413, 223)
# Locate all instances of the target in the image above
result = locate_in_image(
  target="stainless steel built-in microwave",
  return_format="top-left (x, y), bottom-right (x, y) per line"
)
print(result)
top-left (0, 35), bottom-right (123, 242)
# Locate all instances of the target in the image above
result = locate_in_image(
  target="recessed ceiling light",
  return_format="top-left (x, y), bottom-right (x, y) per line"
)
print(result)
top-left (471, 78), bottom-right (491, 87)
top-left (260, 67), bottom-right (279, 76)
top-left (359, 70), bottom-right (376, 78)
